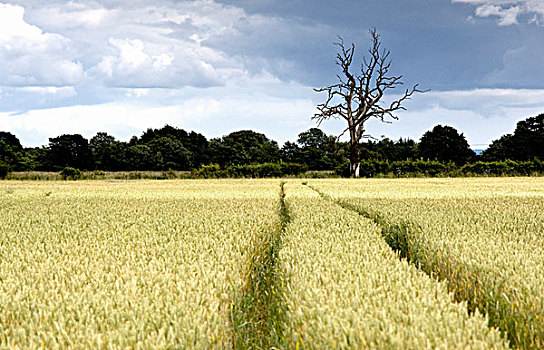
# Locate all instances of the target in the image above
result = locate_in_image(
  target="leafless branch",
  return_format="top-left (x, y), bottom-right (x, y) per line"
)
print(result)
top-left (313, 29), bottom-right (425, 177)
top-left (336, 126), bottom-right (350, 140)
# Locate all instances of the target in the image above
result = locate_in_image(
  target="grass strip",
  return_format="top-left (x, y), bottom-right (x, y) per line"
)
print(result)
top-left (231, 182), bottom-right (289, 349)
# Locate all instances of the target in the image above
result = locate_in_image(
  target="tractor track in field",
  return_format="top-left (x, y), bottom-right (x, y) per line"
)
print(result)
top-left (306, 183), bottom-right (525, 349)
top-left (231, 182), bottom-right (290, 349)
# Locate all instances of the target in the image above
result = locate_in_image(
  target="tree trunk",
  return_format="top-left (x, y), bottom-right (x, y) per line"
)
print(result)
top-left (313, 31), bottom-right (421, 176)
top-left (349, 140), bottom-right (360, 178)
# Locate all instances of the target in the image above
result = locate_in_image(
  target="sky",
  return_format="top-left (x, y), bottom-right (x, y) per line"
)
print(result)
top-left (1, 0), bottom-right (544, 149)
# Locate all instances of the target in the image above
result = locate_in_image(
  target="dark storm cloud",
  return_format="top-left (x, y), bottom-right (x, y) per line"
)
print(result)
top-left (213, 0), bottom-right (544, 90)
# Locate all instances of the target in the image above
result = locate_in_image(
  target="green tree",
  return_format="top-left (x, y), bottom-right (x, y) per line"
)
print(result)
top-left (48, 134), bottom-right (94, 170)
top-left (298, 128), bottom-right (330, 170)
top-left (483, 113), bottom-right (544, 161)
top-left (137, 125), bottom-right (210, 167)
top-left (280, 141), bottom-right (303, 164)
top-left (419, 125), bottom-right (475, 165)
top-left (281, 128), bottom-right (349, 170)
top-left (59, 166), bottom-right (82, 180)
top-left (0, 161), bottom-right (10, 179)
top-left (0, 131), bottom-right (26, 170)
top-left (125, 144), bottom-right (159, 171)
top-left (296, 128), bottom-right (335, 170)
top-left (23, 147), bottom-right (50, 171)
top-left (210, 130), bottom-right (280, 166)
top-left (147, 137), bottom-right (191, 170)
top-left (361, 137), bottom-right (418, 161)
top-left (90, 132), bottom-right (118, 170)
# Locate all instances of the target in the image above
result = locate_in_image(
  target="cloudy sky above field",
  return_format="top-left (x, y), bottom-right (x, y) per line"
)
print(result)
top-left (1, 0), bottom-right (544, 148)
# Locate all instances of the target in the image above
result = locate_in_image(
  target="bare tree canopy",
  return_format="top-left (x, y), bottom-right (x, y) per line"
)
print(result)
top-left (313, 29), bottom-right (423, 177)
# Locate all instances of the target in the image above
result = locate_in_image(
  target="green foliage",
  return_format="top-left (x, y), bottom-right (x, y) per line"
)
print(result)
top-left (48, 134), bottom-right (94, 170)
top-left (279, 162), bottom-right (308, 176)
top-left (282, 128), bottom-right (349, 170)
top-left (210, 130), bottom-right (281, 166)
top-left (226, 163), bottom-right (282, 178)
top-left (3, 115), bottom-right (544, 174)
top-left (0, 161), bottom-right (11, 179)
top-left (24, 147), bottom-right (51, 171)
top-left (89, 132), bottom-right (124, 170)
top-left (461, 159), bottom-right (544, 175)
top-left (125, 144), bottom-right (156, 170)
top-left (193, 164), bottom-right (222, 178)
top-left (166, 168), bottom-right (177, 179)
top-left (147, 137), bottom-right (191, 170)
top-left (483, 113), bottom-right (544, 161)
top-left (361, 137), bottom-right (418, 161)
top-left (336, 158), bottom-right (544, 177)
top-left (59, 167), bottom-right (82, 180)
top-left (337, 159), bottom-right (454, 177)
top-left (296, 128), bottom-right (333, 170)
top-left (419, 124), bottom-right (475, 164)
top-left (192, 163), bottom-right (307, 178)
top-left (0, 132), bottom-right (26, 171)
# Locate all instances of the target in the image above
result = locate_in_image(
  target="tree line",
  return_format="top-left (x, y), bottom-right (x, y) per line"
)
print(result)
top-left (0, 113), bottom-right (543, 177)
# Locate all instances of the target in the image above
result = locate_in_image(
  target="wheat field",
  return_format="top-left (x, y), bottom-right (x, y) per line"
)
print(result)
top-left (1, 178), bottom-right (542, 348)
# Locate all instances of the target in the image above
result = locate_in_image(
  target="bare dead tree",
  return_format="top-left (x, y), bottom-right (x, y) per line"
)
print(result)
top-left (314, 29), bottom-right (423, 177)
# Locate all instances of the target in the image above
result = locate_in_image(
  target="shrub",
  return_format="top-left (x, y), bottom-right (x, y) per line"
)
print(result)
top-left (256, 163), bottom-right (282, 177)
top-left (460, 160), bottom-right (544, 176)
top-left (280, 162), bottom-right (308, 176)
top-left (335, 162), bottom-right (350, 177)
top-left (166, 168), bottom-right (177, 179)
top-left (128, 172), bottom-right (143, 180)
top-left (59, 167), bottom-right (82, 180)
top-left (93, 170), bottom-right (106, 177)
top-left (337, 158), bottom-right (544, 178)
top-left (193, 163), bottom-right (307, 178)
top-left (0, 162), bottom-right (11, 179)
top-left (192, 164), bottom-right (224, 178)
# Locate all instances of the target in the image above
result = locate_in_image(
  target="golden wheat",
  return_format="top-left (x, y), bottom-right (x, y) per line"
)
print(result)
top-left (0, 180), bottom-right (279, 348)
top-left (312, 177), bottom-right (544, 349)
top-left (279, 182), bottom-right (507, 349)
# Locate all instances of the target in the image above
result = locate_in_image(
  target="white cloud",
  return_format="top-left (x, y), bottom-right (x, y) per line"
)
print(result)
top-left (32, 5), bottom-right (115, 29)
top-left (0, 84), bottom-right (316, 147)
top-left (0, 0), bottom-right (309, 111)
top-left (361, 89), bottom-right (544, 148)
top-left (0, 3), bottom-right (42, 41)
top-left (18, 86), bottom-right (77, 97)
top-left (413, 89), bottom-right (544, 112)
top-left (0, 103), bottom-right (208, 147)
top-left (92, 36), bottom-right (239, 88)
top-left (0, 0), bottom-right (306, 93)
top-left (453, 0), bottom-right (544, 25)
top-left (0, 3), bottom-right (83, 87)
top-left (475, 4), bottom-right (521, 25)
